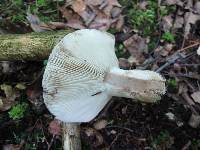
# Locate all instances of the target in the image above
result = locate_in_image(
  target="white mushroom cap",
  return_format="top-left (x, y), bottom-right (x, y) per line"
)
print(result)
top-left (42, 29), bottom-right (166, 123)
top-left (42, 29), bottom-right (118, 122)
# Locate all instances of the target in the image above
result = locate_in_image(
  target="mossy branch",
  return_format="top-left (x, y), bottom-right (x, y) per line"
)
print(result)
top-left (0, 30), bottom-right (72, 61)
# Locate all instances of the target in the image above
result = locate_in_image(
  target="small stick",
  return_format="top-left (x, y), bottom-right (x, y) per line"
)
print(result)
top-left (63, 123), bottom-right (81, 150)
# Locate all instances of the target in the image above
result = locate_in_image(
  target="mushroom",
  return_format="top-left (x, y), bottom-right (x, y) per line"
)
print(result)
top-left (42, 29), bottom-right (166, 150)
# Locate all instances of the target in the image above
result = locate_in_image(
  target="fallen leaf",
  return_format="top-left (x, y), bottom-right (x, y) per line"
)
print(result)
top-left (121, 106), bottom-right (127, 114)
top-left (164, 0), bottom-right (177, 5)
top-left (59, 6), bottom-right (85, 29)
top-left (119, 58), bottom-right (131, 69)
top-left (26, 13), bottom-right (52, 32)
top-left (48, 119), bottom-right (61, 135)
top-left (0, 84), bottom-right (20, 101)
top-left (163, 0), bottom-right (183, 6)
top-left (102, 0), bottom-right (121, 17)
top-left (89, 14), bottom-right (117, 30)
top-left (184, 12), bottom-right (200, 38)
top-left (174, 16), bottom-right (184, 29)
top-left (15, 83), bottom-right (26, 90)
top-left (165, 112), bottom-right (175, 120)
top-left (111, 7), bottom-right (121, 18)
top-left (0, 97), bottom-right (16, 112)
top-left (162, 15), bottom-right (173, 32)
top-left (48, 22), bottom-right (67, 29)
top-left (188, 113), bottom-right (200, 128)
top-left (79, 7), bottom-right (96, 26)
top-left (108, 0), bottom-right (121, 7)
top-left (185, 0), bottom-right (193, 10)
top-left (85, 0), bottom-right (104, 6)
top-left (84, 127), bottom-right (104, 146)
top-left (66, 20), bottom-right (86, 29)
top-left (110, 130), bottom-right (117, 134)
top-left (72, 0), bottom-right (86, 14)
top-left (139, 1), bottom-right (148, 10)
top-left (26, 81), bottom-right (43, 112)
top-left (93, 119), bottom-right (108, 130)
top-left (160, 43), bottom-right (173, 56)
top-left (191, 91), bottom-right (200, 103)
top-left (3, 144), bottom-right (20, 150)
top-left (1, 61), bottom-right (11, 74)
top-left (115, 15), bottom-right (124, 31)
top-left (123, 34), bottom-right (148, 64)
top-left (194, 1), bottom-right (200, 14)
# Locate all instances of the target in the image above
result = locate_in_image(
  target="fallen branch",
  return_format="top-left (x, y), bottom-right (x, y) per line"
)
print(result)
top-left (0, 30), bottom-right (71, 61)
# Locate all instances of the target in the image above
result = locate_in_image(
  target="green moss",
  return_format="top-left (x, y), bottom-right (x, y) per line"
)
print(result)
top-left (151, 131), bottom-right (171, 148)
top-left (191, 139), bottom-right (200, 149)
top-left (162, 32), bottom-right (175, 42)
top-left (167, 79), bottom-right (177, 88)
top-left (8, 102), bottom-right (28, 120)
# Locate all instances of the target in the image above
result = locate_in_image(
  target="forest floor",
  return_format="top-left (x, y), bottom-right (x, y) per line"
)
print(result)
top-left (0, 0), bottom-right (200, 150)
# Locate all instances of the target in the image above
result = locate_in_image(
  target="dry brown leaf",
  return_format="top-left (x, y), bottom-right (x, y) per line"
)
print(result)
top-left (162, 15), bottom-right (173, 31)
top-left (89, 16), bottom-right (116, 30)
top-left (123, 34), bottom-right (148, 64)
top-left (119, 58), bottom-right (130, 69)
top-left (26, 81), bottom-right (43, 110)
top-left (185, 0), bottom-right (193, 9)
top-left (101, 0), bottom-right (121, 17)
top-left (194, 1), bottom-right (200, 14)
top-left (1, 84), bottom-right (20, 101)
top-left (61, 0), bottom-right (122, 30)
top-left (59, 6), bottom-right (86, 29)
top-left (184, 12), bottom-right (200, 38)
top-left (108, 0), bottom-right (121, 7)
top-left (26, 13), bottom-right (52, 32)
top-left (48, 119), bottom-right (61, 135)
top-left (191, 91), bottom-right (200, 103)
top-left (188, 113), bottom-right (200, 128)
top-left (72, 0), bottom-right (86, 13)
top-left (85, 0), bottom-right (104, 6)
top-left (66, 20), bottom-right (86, 29)
top-left (48, 22), bottom-right (67, 29)
top-left (93, 119), bottom-right (108, 130)
top-left (84, 127), bottom-right (104, 146)
top-left (3, 144), bottom-right (20, 150)
top-left (174, 16), bottom-right (184, 29)
top-left (78, 7), bottom-right (96, 26)
top-left (15, 83), bottom-right (26, 90)
top-left (163, 0), bottom-right (183, 7)
top-left (139, 1), bottom-right (148, 10)
top-left (59, 6), bottom-right (81, 21)
top-left (0, 97), bottom-right (16, 112)
top-left (1, 61), bottom-right (11, 74)
top-left (160, 43), bottom-right (173, 56)
top-left (115, 15), bottom-right (124, 31)
top-left (111, 7), bottom-right (121, 18)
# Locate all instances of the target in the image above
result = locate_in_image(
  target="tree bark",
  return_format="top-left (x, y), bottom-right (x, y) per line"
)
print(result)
top-left (0, 30), bottom-right (72, 61)
top-left (63, 123), bottom-right (81, 150)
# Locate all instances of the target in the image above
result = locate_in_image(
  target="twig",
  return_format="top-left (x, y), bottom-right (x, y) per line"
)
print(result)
top-left (106, 125), bottom-right (134, 132)
top-left (181, 141), bottom-right (191, 150)
top-left (107, 133), bottom-right (121, 150)
top-left (178, 41), bottom-right (200, 52)
top-left (156, 41), bottom-right (200, 72)
top-left (48, 135), bottom-right (55, 150)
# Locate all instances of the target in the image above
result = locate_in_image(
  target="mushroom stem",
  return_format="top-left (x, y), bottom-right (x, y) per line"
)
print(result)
top-left (104, 68), bottom-right (166, 103)
top-left (63, 123), bottom-right (81, 150)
